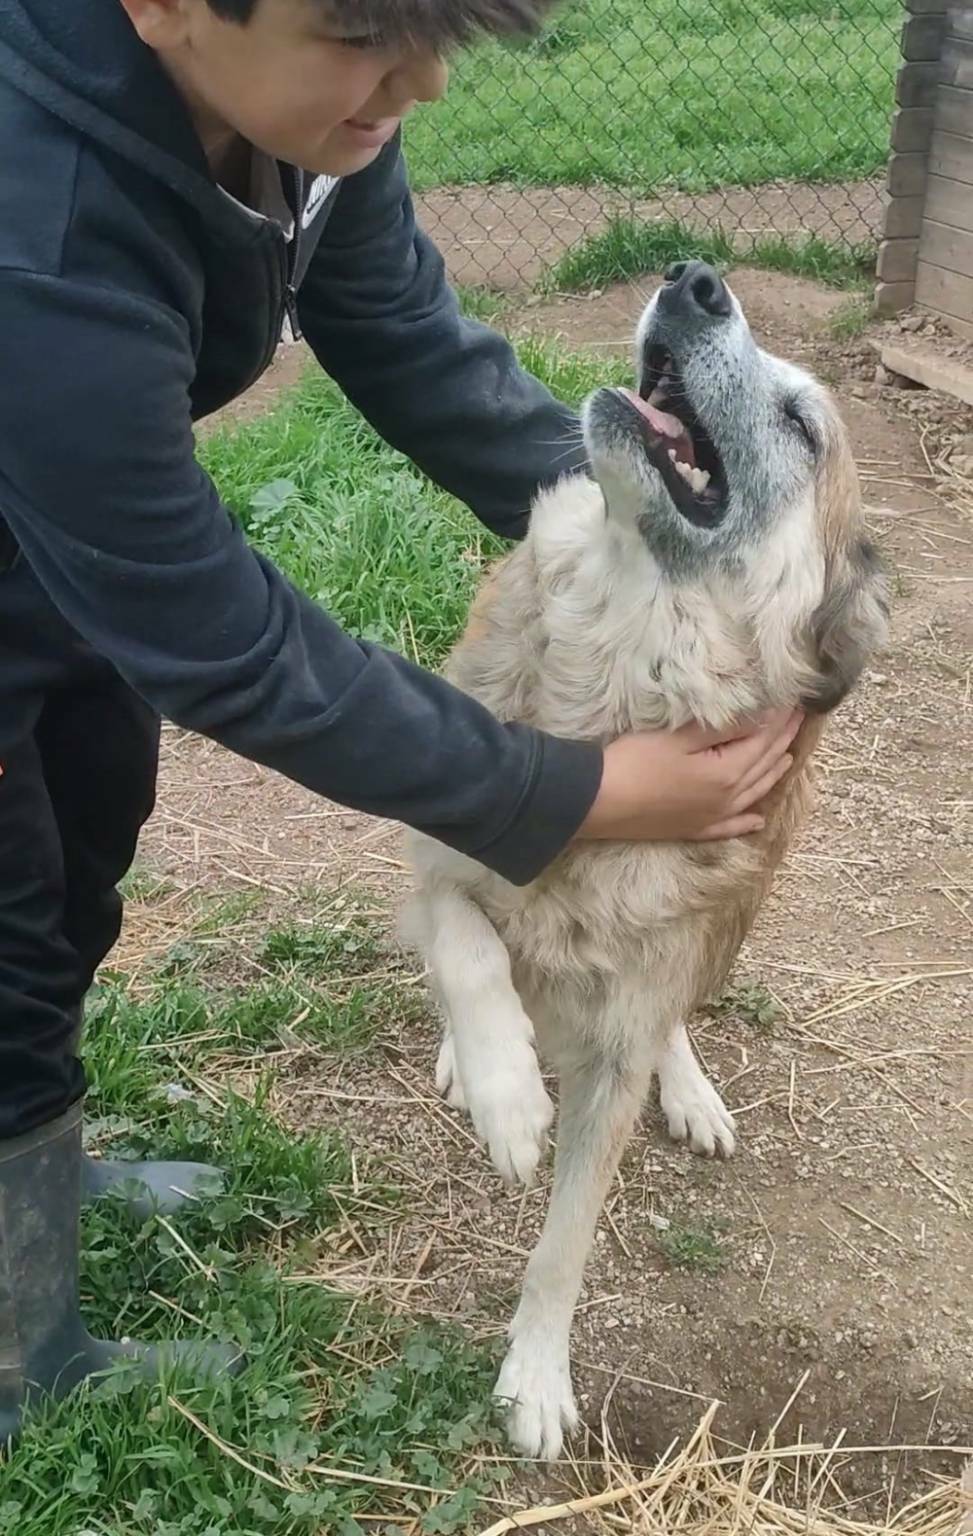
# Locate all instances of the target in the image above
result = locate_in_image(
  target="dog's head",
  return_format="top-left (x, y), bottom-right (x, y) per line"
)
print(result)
top-left (581, 262), bottom-right (889, 712)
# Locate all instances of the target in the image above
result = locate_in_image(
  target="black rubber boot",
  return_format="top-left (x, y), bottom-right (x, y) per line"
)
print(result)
top-left (81, 1153), bottom-right (225, 1220)
top-left (0, 1104), bottom-right (242, 1446)
top-left (68, 1011), bottom-right (225, 1220)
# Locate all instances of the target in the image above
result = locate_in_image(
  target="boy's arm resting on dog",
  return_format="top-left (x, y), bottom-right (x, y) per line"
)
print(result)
top-left (296, 136), bottom-right (586, 542)
top-left (0, 271), bottom-right (601, 886)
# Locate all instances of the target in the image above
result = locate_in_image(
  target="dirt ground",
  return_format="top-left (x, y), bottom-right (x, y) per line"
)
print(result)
top-left (145, 270), bottom-right (971, 1510)
top-left (414, 178), bottom-right (885, 288)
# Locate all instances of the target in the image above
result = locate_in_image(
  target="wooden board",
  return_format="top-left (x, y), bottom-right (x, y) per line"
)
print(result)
top-left (941, 37), bottom-right (973, 91)
top-left (887, 151), bottom-right (929, 196)
top-left (873, 279), bottom-right (917, 315)
top-left (915, 258), bottom-right (973, 322)
top-left (884, 195), bottom-right (925, 240)
top-left (880, 341), bottom-right (973, 405)
top-left (877, 239), bottom-right (919, 282)
top-left (901, 12), bottom-right (946, 58)
top-left (947, 6), bottom-right (973, 41)
top-left (924, 173), bottom-right (973, 232)
top-left (934, 85), bottom-right (973, 141)
top-left (897, 60), bottom-right (943, 106)
top-left (928, 129), bottom-right (973, 184)
top-left (892, 106), bottom-right (936, 151)
top-left (918, 218), bottom-right (973, 279)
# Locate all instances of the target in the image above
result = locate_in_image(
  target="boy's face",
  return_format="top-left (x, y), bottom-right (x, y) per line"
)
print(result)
top-left (121, 0), bottom-right (449, 174)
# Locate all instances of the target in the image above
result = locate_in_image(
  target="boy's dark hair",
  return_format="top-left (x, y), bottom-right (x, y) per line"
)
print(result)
top-left (205, 0), bottom-right (558, 48)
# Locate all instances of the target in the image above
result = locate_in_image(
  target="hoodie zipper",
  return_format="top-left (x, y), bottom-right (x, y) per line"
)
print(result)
top-left (284, 167), bottom-right (304, 341)
top-left (236, 229), bottom-right (288, 396)
top-left (217, 162), bottom-right (302, 390)
top-left (284, 282), bottom-right (302, 340)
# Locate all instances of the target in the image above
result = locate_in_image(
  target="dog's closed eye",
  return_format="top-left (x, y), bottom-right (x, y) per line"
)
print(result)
top-left (783, 399), bottom-right (817, 454)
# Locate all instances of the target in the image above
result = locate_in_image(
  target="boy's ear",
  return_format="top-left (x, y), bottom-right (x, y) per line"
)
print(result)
top-left (117, 0), bottom-right (194, 51)
top-left (802, 537), bottom-right (889, 714)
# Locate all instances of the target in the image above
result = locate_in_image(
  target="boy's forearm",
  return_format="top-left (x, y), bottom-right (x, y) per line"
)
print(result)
top-left (0, 270), bottom-right (602, 885)
top-left (298, 138), bottom-right (589, 540)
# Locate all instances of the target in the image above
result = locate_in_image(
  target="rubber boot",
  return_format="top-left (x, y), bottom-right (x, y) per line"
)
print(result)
top-left (68, 1011), bottom-right (225, 1221)
top-left (81, 1154), bottom-right (225, 1220)
top-left (0, 1104), bottom-right (242, 1446)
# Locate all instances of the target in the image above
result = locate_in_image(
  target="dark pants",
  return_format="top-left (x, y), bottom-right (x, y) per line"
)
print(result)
top-left (0, 525), bottom-right (159, 1139)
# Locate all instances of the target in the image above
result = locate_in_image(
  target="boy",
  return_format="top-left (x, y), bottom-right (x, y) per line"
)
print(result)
top-left (0, 0), bottom-right (800, 1435)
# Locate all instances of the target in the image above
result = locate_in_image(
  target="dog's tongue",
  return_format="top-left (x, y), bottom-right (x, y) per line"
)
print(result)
top-left (621, 388), bottom-right (695, 467)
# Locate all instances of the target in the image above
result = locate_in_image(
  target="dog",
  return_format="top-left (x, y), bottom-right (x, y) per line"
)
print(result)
top-left (403, 262), bottom-right (888, 1460)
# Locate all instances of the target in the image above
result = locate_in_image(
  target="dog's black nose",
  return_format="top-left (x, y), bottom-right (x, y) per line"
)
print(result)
top-left (660, 260), bottom-right (732, 320)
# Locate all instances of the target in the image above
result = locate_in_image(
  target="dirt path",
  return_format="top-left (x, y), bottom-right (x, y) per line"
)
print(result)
top-left (139, 273), bottom-right (972, 1501)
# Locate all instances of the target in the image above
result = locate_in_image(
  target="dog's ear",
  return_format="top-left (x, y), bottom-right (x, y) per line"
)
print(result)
top-left (802, 537), bottom-right (889, 714)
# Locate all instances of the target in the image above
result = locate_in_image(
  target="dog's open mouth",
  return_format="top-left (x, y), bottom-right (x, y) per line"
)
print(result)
top-left (617, 346), bottom-right (727, 527)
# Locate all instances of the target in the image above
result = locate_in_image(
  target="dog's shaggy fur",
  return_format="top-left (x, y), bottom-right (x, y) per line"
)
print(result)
top-left (404, 270), bottom-right (888, 1459)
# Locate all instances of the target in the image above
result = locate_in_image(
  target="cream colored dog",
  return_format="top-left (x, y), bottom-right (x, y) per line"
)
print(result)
top-left (404, 264), bottom-right (888, 1460)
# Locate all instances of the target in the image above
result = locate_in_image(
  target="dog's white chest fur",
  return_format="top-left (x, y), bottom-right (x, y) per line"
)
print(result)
top-left (453, 478), bottom-right (771, 740)
top-left (413, 477), bottom-right (808, 990)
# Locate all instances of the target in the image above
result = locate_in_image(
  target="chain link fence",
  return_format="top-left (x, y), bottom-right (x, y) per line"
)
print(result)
top-left (403, 0), bottom-right (902, 289)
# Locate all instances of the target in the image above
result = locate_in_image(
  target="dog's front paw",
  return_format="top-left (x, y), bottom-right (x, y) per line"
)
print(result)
top-left (660, 1062), bottom-right (736, 1158)
top-left (465, 1042), bottom-right (554, 1186)
top-left (435, 1034), bottom-right (467, 1111)
top-left (494, 1330), bottom-right (578, 1461)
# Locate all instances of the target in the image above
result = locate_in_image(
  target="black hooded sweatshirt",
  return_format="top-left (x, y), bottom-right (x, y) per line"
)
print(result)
top-left (0, 0), bottom-right (603, 885)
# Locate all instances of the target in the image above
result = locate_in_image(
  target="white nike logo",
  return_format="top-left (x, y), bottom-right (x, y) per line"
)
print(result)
top-left (301, 174), bottom-right (339, 229)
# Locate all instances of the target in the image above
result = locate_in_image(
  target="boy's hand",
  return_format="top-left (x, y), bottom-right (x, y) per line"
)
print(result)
top-left (575, 709), bottom-right (804, 844)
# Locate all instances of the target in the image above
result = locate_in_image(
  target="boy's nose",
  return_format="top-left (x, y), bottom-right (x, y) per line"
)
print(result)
top-left (394, 49), bottom-right (449, 106)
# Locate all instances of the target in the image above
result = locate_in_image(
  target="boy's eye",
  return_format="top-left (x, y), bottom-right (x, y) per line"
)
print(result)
top-left (338, 32), bottom-right (386, 50)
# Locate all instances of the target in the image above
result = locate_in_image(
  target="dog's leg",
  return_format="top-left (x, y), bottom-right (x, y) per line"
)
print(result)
top-left (495, 1033), bottom-right (652, 1460)
top-left (425, 885), bottom-right (554, 1186)
top-left (655, 1022), bottom-right (736, 1158)
top-left (434, 1031), bottom-right (467, 1111)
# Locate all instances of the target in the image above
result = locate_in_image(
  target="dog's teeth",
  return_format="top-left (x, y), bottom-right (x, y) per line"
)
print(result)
top-left (666, 452), bottom-right (712, 495)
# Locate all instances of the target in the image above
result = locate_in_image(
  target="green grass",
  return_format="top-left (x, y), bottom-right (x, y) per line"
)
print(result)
top-left (455, 285), bottom-right (511, 325)
top-left (198, 338), bottom-right (614, 670)
top-left (261, 918), bottom-right (383, 980)
top-left (544, 218), bottom-right (874, 293)
top-left (658, 1220), bottom-right (727, 1274)
top-left (0, 940), bottom-right (503, 1535)
top-left (706, 980), bottom-right (780, 1033)
top-left (404, 0), bottom-right (899, 192)
top-left (119, 866), bottom-right (177, 903)
top-left (828, 294), bottom-right (875, 338)
top-left (104, 909), bottom-right (424, 1070)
